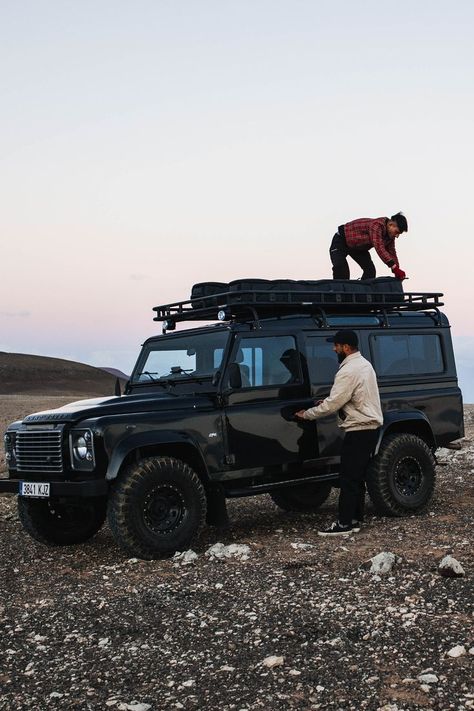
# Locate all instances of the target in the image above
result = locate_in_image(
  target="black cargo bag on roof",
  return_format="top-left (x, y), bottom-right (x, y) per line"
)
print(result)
top-left (190, 276), bottom-right (404, 307)
top-left (191, 282), bottom-right (229, 308)
top-left (228, 277), bottom-right (404, 303)
top-left (361, 277), bottom-right (404, 302)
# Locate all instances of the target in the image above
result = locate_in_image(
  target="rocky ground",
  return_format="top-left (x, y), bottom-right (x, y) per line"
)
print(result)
top-left (0, 399), bottom-right (472, 711)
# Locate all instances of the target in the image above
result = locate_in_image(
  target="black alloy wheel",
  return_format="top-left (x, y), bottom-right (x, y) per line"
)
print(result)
top-left (366, 433), bottom-right (435, 516)
top-left (270, 482), bottom-right (332, 513)
top-left (393, 456), bottom-right (423, 497)
top-left (18, 496), bottom-right (107, 545)
top-left (107, 456), bottom-right (207, 559)
top-left (143, 484), bottom-right (186, 534)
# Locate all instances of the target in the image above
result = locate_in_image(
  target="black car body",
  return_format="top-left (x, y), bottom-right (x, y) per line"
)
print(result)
top-left (2, 284), bottom-right (464, 558)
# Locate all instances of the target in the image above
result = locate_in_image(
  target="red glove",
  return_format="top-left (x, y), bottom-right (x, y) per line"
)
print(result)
top-left (392, 266), bottom-right (406, 280)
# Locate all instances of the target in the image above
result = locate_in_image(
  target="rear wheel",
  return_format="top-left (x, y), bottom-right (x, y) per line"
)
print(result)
top-left (366, 433), bottom-right (435, 516)
top-left (18, 496), bottom-right (107, 545)
top-left (270, 482), bottom-right (332, 512)
top-left (107, 456), bottom-right (207, 559)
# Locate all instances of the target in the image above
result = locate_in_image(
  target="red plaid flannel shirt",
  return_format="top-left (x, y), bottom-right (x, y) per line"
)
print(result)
top-left (342, 217), bottom-right (398, 268)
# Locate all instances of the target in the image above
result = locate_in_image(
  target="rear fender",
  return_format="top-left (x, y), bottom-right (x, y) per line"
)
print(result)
top-left (376, 411), bottom-right (435, 453)
top-left (106, 431), bottom-right (208, 481)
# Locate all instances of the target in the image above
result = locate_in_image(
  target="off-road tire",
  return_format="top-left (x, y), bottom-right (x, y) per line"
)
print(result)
top-left (270, 482), bottom-right (332, 512)
top-left (366, 433), bottom-right (435, 516)
top-left (17, 496), bottom-right (107, 546)
top-left (107, 456), bottom-right (207, 559)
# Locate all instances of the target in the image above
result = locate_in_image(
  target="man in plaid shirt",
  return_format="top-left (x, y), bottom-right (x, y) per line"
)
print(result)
top-left (330, 212), bottom-right (408, 280)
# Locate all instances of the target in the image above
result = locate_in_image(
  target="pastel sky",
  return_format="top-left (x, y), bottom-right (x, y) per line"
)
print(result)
top-left (1, 1), bottom-right (474, 398)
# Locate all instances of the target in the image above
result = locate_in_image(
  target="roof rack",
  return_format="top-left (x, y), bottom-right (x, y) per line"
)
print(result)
top-left (153, 288), bottom-right (444, 331)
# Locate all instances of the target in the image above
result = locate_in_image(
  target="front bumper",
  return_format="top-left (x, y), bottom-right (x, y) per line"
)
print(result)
top-left (0, 478), bottom-right (108, 497)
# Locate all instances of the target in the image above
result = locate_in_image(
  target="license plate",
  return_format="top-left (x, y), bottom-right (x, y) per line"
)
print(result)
top-left (19, 482), bottom-right (50, 498)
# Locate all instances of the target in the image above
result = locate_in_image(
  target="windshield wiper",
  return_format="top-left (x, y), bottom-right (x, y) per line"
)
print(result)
top-left (134, 372), bottom-right (178, 393)
top-left (138, 371), bottom-right (160, 382)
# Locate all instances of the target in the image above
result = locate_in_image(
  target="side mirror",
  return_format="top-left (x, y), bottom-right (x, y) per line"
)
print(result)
top-left (228, 363), bottom-right (242, 390)
top-left (114, 378), bottom-right (122, 396)
top-left (211, 370), bottom-right (221, 387)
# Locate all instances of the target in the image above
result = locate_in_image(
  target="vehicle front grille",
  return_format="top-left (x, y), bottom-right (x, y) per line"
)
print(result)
top-left (16, 430), bottom-right (64, 473)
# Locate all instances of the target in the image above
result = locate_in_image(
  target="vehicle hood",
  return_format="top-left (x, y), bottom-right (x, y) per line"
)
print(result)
top-left (22, 391), bottom-right (215, 424)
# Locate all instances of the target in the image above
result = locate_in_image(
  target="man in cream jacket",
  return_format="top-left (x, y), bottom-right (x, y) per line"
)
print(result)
top-left (295, 330), bottom-right (383, 536)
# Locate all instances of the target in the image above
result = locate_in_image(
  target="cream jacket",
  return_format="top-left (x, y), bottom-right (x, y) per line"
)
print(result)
top-left (303, 351), bottom-right (383, 431)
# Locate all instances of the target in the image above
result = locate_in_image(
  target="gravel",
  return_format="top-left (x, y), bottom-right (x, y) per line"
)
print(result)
top-left (1, 405), bottom-right (473, 710)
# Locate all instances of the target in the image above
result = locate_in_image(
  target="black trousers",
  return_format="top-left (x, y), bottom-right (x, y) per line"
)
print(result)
top-left (338, 429), bottom-right (379, 526)
top-left (329, 232), bottom-right (376, 280)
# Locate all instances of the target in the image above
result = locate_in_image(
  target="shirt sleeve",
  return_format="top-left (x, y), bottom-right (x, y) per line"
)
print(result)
top-left (303, 368), bottom-right (354, 420)
top-left (369, 222), bottom-right (397, 268)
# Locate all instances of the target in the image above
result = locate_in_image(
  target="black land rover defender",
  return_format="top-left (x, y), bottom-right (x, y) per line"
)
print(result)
top-left (1, 281), bottom-right (464, 559)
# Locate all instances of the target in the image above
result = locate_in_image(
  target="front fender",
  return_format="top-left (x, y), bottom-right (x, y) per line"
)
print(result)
top-left (376, 410), bottom-right (435, 453)
top-left (105, 430), bottom-right (206, 481)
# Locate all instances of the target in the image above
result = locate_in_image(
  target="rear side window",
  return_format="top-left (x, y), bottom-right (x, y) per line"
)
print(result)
top-left (370, 334), bottom-right (444, 377)
top-left (306, 336), bottom-right (338, 384)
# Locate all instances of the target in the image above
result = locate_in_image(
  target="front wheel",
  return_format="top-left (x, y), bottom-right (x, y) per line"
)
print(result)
top-left (18, 496), bottom-right (107, 545)
top-left (366, 433), bottom-right (435, 516)
top-left (107, 456), bottom-right (207, 559)
top-left (270, 482), bottom-right (332, 512)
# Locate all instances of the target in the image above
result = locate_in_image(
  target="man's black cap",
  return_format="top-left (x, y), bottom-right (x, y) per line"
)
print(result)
top-left (390, 211), bottom-right (408, 233)
top-left (331, 330), bottom-right (358, 348)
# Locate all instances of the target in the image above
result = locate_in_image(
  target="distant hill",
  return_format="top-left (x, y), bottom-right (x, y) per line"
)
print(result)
top-left (100, 367), bottom-right (130, 381)
top-left (0, 352), bottom-right (125, 396)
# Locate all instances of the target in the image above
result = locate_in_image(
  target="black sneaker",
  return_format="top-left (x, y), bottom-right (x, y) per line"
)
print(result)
top-left (318, 521), bottom-right (353, 537)
top-left (351, 520), bottom-right (361, 533)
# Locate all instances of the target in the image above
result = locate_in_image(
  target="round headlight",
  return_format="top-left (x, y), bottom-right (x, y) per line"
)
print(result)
top-left (4, 434), bottom-right (11, 445)
top-left (74, 436), bottom-right (88, 460)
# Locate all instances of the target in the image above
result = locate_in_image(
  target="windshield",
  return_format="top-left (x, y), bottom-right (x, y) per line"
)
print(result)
top-left (132, 329), bottom-right (229, 384)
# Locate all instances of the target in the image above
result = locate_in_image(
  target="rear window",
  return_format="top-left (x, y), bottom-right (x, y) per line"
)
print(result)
top-left (370, 334), bottom-right (444, 377)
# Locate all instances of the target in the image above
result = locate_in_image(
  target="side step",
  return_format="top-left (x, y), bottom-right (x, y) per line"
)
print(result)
top-left (226, 472), bottom-right (339, 498)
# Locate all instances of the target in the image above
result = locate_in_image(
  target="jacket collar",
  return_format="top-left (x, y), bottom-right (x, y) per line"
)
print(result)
top-left (338, 351), bottom-right (362, 369)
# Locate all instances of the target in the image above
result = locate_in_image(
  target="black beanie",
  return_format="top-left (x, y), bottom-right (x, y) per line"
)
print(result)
top-left (390, 212), bottom-right (408, 233)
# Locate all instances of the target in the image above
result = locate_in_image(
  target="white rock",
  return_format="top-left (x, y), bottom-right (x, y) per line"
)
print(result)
top-left (438, 555), bottom-right (465, 578)
top-left (469, 647), bottom-right (474, 655)
top-left (447, 645), bottom-right (466, 658)
top-left (316, 685), bottom-right (325, 692)
top-left (367, 552), bottom-right (401, 575)
top-left (262, 655), bottom-right (285, 668)
top-left (127, 558), bottom-right (139, 564)
top-left (126, 704), bottom-right (152, 711)
top-left (290, 542), bottom-right (314, 550)
top-left (49, 692), bottom-right (63, 698)
top-left (219, 665), bottom-right (235, 672)
top-left (288, 669), bottom-right (301, 676)
top-left (172, 550), bottom-right (198, 565)
top-left (420, 684), bottom-right (431, 693)
top-left (206, 542), bottom-right (251, 560)
top-left (182, 680), bottom-right (195, 687)
top-left (418, 673), bottom-right (438, 684)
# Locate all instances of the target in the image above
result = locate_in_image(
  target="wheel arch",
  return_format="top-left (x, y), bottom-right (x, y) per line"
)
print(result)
top-left (376, 411), bottom-right (435, 453)
top-left (106, 432), bottom-right (210, 485)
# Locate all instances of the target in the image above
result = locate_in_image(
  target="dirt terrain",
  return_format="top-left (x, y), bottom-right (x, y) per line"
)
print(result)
top-left (0, 398), bottom-right (472, 711)
top-left (0, 352), bottom-right (123, 395)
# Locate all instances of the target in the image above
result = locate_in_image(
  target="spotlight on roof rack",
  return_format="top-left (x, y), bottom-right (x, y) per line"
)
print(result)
top-left (163, 319), bottom-right (176, 332)
top-left (218, 309), bottom-right (229, 321)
